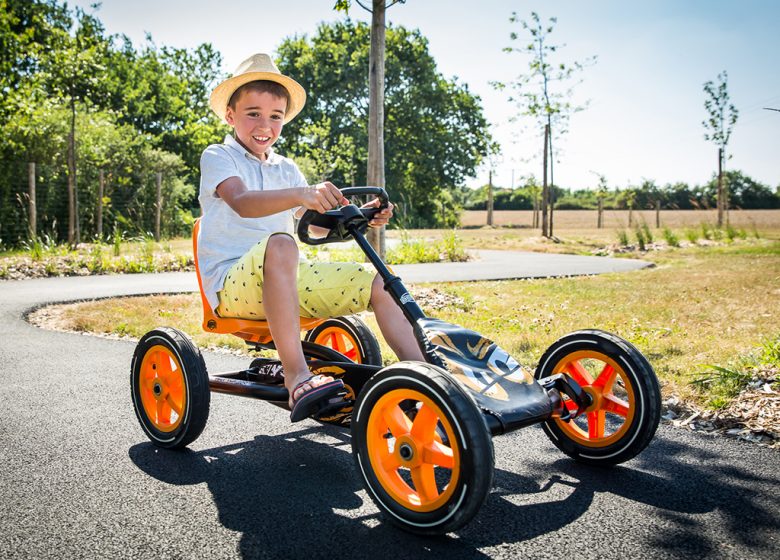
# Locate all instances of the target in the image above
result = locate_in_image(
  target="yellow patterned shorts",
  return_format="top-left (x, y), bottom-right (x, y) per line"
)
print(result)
top-left (216, 233), bottom-right (375, 320)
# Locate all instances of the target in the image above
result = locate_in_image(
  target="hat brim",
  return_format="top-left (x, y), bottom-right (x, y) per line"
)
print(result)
top-left (209, 72), bottom-right (306, 125)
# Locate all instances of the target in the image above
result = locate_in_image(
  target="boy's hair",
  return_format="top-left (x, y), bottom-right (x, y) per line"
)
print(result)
top-left (228, 80), bottom-right (290, 110)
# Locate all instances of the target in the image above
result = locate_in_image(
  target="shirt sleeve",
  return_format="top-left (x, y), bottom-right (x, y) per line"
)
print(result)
top-left (200, 145), bottom-right (239, 198)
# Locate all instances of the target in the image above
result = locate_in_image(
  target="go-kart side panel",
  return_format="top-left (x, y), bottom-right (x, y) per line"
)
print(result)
top-left (416, 317), bottom-right (553, 433)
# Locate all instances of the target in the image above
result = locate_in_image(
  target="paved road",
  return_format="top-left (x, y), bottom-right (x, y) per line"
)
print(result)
top-left (1, 254), bottom-right (778, 559)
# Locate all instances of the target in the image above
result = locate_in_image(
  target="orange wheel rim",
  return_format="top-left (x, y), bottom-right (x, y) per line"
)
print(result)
top-left (366, 388), bottom-right (460, 512)
top-left (314, 327), bottom-right (362, 363)
top-left (552, 350), bottom-right (636, 448)
top-left (138, 345), bottom-right (187, 433)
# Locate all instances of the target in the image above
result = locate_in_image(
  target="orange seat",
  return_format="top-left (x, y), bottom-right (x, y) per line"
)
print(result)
top-left (192, 218), bottom-right (322, 344)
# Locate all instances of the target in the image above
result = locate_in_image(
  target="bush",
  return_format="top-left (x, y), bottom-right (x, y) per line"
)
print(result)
top-left (662, 227), bottom-right (680, 247)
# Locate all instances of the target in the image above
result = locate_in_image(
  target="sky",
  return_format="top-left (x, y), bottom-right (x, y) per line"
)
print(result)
top-left (69, 0), bottom-right (780, 191)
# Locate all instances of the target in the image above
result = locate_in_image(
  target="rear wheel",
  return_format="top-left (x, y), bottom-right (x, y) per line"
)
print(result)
top-left (352, 362), bottom-right (493, 535)
top-left (131, 327), bottom-right (210, 449)
top-left (305, 315), bottom-right (382, 366)
top-left (535, 330), bottom-right (661, 465)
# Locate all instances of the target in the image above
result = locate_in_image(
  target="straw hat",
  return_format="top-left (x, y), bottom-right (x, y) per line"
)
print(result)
top-left (209, 53), bottom-right (306, 124)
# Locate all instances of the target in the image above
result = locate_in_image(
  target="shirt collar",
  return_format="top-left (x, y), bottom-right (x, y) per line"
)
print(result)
top-left (224, 134), bottom-right (283, 165)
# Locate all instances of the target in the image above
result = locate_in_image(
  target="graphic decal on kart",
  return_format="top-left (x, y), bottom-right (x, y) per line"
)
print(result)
top-left (418, 318), bottom-right (534, 402)
top-left (310, 364), bottom-right (354, 424)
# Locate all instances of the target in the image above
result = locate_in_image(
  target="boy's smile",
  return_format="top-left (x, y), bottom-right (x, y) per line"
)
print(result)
top-left (225, 90), bottom-right (287, 159)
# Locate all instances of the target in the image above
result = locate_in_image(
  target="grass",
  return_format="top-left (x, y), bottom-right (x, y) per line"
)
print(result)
top-left (34, 232), bottom-right (780, 411)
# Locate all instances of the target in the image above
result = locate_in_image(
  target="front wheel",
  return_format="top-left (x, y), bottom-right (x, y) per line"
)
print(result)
top-left (131, 327), bottom-right (210, 449)
top-left (352, 362), bottom-right (494, 535)
top-left (534, 330), bottom-right (661, 466)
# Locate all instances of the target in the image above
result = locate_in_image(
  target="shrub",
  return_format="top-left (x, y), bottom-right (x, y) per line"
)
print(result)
top-left (662, 227), bottom-right (680, 247)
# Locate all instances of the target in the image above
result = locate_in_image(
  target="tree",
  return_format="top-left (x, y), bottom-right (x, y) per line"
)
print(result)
top-left (496, 11), bottom-right (595, 237)
top-left (702, 71), bottom-right (738, 227)
top-left (38, 6), bottom-right (110, 244)
top-left (334, 0), bottom-right (406, 256)
top-left (276, 20), bottom-right (492, 228)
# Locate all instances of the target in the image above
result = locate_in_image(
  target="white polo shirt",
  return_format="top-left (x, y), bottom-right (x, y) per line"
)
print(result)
top-left (198, 135), bottom-right (308, 311)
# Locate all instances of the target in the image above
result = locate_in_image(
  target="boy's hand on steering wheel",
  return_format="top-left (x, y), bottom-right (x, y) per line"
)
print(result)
top-left (361, 198), bottom-right (394, 227)
top-left (301, 181), bottom-right (349, 214)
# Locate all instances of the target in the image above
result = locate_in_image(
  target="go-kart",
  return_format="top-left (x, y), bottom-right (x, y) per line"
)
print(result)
top-left (131, 187), bottom-right (661, 535)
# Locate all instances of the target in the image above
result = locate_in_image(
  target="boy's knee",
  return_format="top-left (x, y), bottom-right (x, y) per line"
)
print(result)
top-left (264, 234), bottom-right (298, 268)
top-left (370, 273), bottom-right (388, 303)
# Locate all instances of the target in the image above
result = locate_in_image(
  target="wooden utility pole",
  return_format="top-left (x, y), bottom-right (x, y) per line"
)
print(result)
top-left (28, 162), bottom-right (36, 240)
top-left (487, 169), bottom-right (494, 226)
top-left (155, 172), bottom-right (162, 241)
top-left (541, 124), bottom-right (549, 237)
top-left (96, 169), bottom-right (104, 239)
top-left (366, 0), bottom-right (386, 258)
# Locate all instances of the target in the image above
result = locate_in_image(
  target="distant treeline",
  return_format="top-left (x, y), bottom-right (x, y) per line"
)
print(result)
top-left (462, 171), bottom-right (780, 211)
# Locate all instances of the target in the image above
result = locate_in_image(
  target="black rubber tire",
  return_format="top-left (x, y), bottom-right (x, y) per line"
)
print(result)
top-left (352, 362), bottom-right (494, 535)
top-left (131, 327), bottom-right (210, 449)
top-left (305, 315), bottom-right (382, 366)
top-left (534, 329), bottom-right (661, 466)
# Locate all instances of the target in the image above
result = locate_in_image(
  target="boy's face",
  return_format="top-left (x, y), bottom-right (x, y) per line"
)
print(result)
top-left (225, 89), bottom-right (287, 159)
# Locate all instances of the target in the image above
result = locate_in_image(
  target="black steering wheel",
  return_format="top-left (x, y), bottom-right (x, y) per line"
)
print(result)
top-left (297, 186), bottom-right (389, 246)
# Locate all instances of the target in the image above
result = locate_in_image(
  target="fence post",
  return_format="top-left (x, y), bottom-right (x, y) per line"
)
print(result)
top-left (28, 162), bottom-right (36, 240)
top-left (487, 168), bottom-right (494, 226)
top-left (597, 198), bottom-right (603, 229)
top-left (97, 168), bottom-right (104, 239)
top-left (655, 200), bottom-right (661, 228)
top-left (155, 171), bottom-right (162, 241)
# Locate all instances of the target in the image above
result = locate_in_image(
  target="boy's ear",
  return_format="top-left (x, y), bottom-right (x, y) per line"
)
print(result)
top-left (225, 106), bottom-right (235, 126)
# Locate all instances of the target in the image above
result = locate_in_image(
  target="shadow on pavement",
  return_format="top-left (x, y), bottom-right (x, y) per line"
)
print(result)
top-left (129, 427), bottom-right (779, 559)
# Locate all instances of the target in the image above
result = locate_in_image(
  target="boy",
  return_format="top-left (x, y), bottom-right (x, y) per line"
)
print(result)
top-left (199, 53), bottom-right (424, 422)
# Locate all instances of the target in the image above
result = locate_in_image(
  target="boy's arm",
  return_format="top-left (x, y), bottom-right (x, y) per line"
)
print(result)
top-left (217, 178), bottom-right (348, 218)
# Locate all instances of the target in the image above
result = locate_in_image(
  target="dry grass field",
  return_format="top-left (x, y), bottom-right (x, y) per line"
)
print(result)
top-left (461, 209), bottom-right (780, 230)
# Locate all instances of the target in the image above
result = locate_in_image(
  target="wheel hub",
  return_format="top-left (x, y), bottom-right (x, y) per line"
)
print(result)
top-left (395, 435), bottom-right (421, 467)
top-left (153, 381), bottom-right (163, 398)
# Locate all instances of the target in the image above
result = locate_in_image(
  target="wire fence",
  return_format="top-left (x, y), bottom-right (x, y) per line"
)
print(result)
top-left (0, 159), bottom-right (196, 248)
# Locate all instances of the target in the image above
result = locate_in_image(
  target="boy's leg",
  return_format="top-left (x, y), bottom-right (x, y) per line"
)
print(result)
top-left (369, 274), bottom-right (425, 362)
top-left (261, 235), bottom-right (334, 403)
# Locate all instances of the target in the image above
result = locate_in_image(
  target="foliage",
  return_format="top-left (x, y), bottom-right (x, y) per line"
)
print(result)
top-left (460, 169), bottom-right (780, 211)
top-left (275, 20), bottom-right (492, 227)
top-left (0, 0), bottom-right (223, 246)
top-left (702, 71), bottom-right (738, 153)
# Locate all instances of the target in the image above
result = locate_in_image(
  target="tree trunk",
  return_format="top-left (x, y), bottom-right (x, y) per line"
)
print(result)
top-left (366, 0), bottom-right (386, 257)
top-left (541, 124), bottom-right (549, 237)
top-left (28, 162), bottom-right (36, 240)
top-left (717, 147), bottom-right (724, 228)
top-left (487, 169), bottom-right (494, 226)
top-left (548, 119), bottom-right (554, 238)
top-left (96, 168), bottom-right (104, 239)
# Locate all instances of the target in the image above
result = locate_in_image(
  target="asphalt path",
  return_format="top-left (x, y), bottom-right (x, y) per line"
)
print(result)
top-left (1, 253), bottom-right (778, 559)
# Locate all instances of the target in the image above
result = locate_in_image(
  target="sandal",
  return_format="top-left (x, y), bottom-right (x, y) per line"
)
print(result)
top-left (289, 375), bottom-right (345, 423)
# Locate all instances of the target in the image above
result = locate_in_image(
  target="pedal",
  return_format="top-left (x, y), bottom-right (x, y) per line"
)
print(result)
top-left (313, 390), bottom-right (350, 419)
top-left (539, 374), bottom-right (592, 421)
